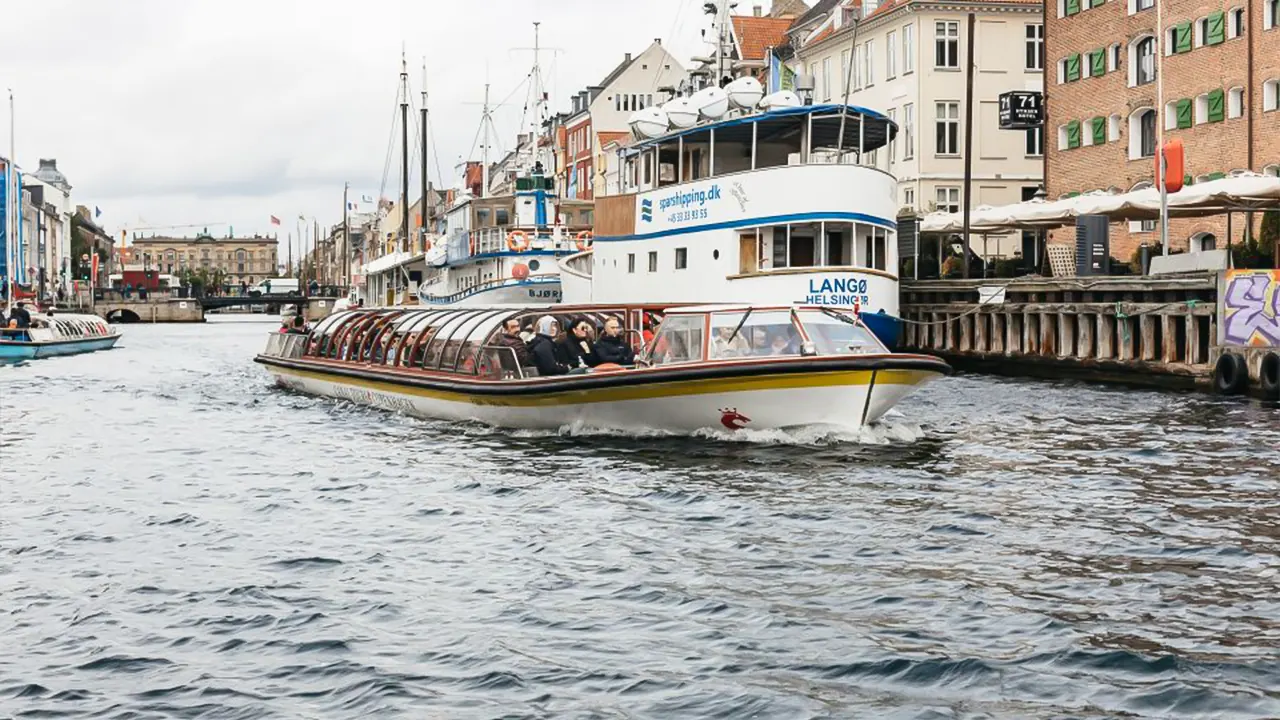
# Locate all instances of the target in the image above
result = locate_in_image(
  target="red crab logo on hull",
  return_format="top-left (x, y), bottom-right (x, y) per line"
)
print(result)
top-left (719, 407), bottom-right (751, 430)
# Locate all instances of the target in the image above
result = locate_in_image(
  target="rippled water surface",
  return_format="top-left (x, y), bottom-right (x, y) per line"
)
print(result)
top-left (2, 318), bottom-right (1279, 719)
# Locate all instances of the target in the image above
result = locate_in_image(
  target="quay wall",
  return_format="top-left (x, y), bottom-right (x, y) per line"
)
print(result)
top-left (95, 298), bottom-right (205, 323)
top-left (898, 273), bottom-right (1277, 396)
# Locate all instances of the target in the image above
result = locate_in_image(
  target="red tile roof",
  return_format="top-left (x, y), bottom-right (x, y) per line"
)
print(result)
top-left (597, 131), bottom-right (631, 149)
top-left (731, 15), bottom-right (794, 61)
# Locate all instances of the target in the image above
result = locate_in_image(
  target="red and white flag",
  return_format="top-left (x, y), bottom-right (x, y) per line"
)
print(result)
top-left (270, 215), bottom-right (281, 225)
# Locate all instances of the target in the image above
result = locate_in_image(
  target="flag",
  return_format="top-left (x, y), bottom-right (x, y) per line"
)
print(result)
top-left (94, 206), bottom-right (101, 218)
top-left (270, 215), bottom-right (281, 225)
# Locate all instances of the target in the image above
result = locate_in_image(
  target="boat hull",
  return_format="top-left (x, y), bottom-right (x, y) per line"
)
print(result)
top-left (0, 334), bottom-right (120, 362)
top-left (419, 279), bottom-right (564, 307)
top-left (257, 356), bottom-right (945, 432)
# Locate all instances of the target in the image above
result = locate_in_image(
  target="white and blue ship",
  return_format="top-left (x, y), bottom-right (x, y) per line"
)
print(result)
top-left (0, 312), bottom-right (120, 363)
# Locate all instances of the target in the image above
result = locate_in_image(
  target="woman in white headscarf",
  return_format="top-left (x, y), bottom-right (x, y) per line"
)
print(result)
top-left (527, 315), bottom-right (570, 376)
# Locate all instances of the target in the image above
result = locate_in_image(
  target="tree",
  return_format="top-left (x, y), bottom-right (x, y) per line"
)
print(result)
top-left (1261, 210), bottom-right (1279, 267)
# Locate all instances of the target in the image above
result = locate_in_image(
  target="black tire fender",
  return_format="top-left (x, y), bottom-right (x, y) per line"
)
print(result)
top-left (1260, 352), bottom-right (1280, 401)
top-left (1214, 352), bottom-right (1248, 396)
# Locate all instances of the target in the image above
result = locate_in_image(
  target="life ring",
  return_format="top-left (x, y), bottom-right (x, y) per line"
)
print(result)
top-left (575, 230), bottom-right (593, 251)
top-left (1260, 352), bottom-right (1280, 400)
top-left (507, 230), bottom-right (531, 252)
top-left (1213, 352), bottom-right (1248, 395)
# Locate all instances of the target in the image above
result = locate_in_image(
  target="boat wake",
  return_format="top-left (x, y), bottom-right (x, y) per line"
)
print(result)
top-left (509, 414), bottom-right (926, 446)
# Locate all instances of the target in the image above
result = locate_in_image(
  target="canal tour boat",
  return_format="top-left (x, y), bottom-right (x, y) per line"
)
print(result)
top-left (560, 100), bottom-right (905, 347)
top-left (0, 312), bottom-right (120, 362)
top-left (253, 304), bottom-right (949, 433)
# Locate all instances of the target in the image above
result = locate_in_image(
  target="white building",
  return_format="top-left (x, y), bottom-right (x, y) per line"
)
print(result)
top-left (793, 0), bottom-right (1045, 259)
top-left (23, 159), bottom-right (74, 298)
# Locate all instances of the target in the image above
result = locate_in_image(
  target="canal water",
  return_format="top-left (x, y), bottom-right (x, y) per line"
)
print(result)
top-left (1, 318), bottom-right (1278, 719)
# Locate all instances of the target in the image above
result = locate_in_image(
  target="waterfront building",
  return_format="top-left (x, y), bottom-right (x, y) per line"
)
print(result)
top-left (126, 232), bottom-right (279, 290)
top-left (792, 0), bottom-right (1046, 260)
top-left (72, 205), bottom-right (116, 287)
top-left (1046, 0), bottom-right (1280, 260)
top-left (554, 40), bottom-right (686, 200)
top-left (21, 159), bottom-right (75, 300)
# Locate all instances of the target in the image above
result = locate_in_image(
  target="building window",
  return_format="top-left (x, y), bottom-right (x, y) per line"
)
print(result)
top-left (627, 253), bottom-right (635, 273)
top-left (904, 187), bottom-right (915, 207)
top-left (648, 251), bottom-right (658, 272)
top-left (935, 101), bottom-right (959, 155)
top-left (935, 186), bottom-right (960, 214)
top-left (935, 21), bottom-right (959, 68)
top-left (1229, 7), bottom-right (1245, 37)
top-left (1266, 79), bottom-right (1280, 111)
top-left (822, 57), bottom-right (832, 100)
top-left (1228, 86), bottom-right (1245, 117)
top-left (1132, 36), bottom-right (1156, 86)
top-left (1109, 113), bottom-right (1122, 141)
top-left (903, 23), bottom-right (915, 74)
top-left (841, 49), bottom-right (851, 94)
top-left (1108, 43), bottom-right (1122, 71)
top-left (1128, 108), bottom-right (1156, 159)
top-left (675, 247), bottom-right (688, 269)
top-left (902, 103), bottom-right (915, 159)
top-left (1130, 0), bottom-right (1154, 13)
top-left (1194, 17), bottom-right (1210, 47)
top-left (887, 108), bottom-right (897, 163)
top-left (1025, 125), bottom-right (1043, 156)
top-left (853, 46), bottom-right (861, 88)
top-left (865, 39), bottom-right (875, 85)
top-left (1267, 0), bottom-right (1278, 29)
top-left (887, 31), bottom-right (898, 78)
top-left (1026, 24), bottom-right (1044, 70)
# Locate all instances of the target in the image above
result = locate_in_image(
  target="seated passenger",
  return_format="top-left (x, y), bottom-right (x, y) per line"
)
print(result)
top-left (770, 327), bottom-right (800, 355)
top-left (711, 325), bottom-right (750, 358)
top-left (528, 316), bottom-right (570, 376)
top-left (493, 318), bottom-right (534, 367)
top-left (749, 327), bottom-right (772, 356)
top-left (559, 318), bottom-right (597, 369)
top-left (593, 316), bottom-right (635, 365)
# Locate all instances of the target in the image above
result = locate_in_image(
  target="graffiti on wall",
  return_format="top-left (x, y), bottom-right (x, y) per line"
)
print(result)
top-left (1222, 270), bottom-right (1280, 347)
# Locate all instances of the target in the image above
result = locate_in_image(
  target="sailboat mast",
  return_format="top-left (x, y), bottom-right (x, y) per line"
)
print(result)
top-left (480, 82), bottom-right (490, 198)
top-left (532, 22), bottom-right (543, 164)
top-left (420, 60), bottom-right (429, 241)
top-left (399, 53), bottom-right (410, 254)
top-left (6, 89), bottom-right (14, 310)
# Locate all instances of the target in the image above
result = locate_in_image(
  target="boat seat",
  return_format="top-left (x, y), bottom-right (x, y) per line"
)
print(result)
top-left (521, 366), bottom-right (539, 378)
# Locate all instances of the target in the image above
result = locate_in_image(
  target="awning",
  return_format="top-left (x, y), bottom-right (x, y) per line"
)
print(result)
top-left (919, 172), bottom-right (1280, 233)
top-left (361, 250), bottom-right (424, 276)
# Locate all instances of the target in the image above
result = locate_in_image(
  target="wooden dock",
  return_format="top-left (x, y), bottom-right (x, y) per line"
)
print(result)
top-left (898, 275), bottom-right (1222, 390)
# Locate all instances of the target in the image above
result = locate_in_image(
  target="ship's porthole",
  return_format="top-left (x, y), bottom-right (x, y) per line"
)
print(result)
top-left (528, 259), bottom-right (541, 271)
top-left (713, 249), bottom-right (720, 260)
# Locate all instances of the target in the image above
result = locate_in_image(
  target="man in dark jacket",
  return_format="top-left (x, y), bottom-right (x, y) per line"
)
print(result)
top-left (528, 316), bottom-right (570, 376)
top-left (594, 315), bottom-right (635, 365)
top-left (493, 317), bottom-right (533, 367)
top-left (559, 317), bottom-right (597, 369)
top-left (9, 302), bottom-right (32, 329)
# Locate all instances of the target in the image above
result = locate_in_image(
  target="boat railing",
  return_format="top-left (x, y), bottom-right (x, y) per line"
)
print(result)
top-left (419, 273), bottom-right (560, 304)
top-left (479, 345), bottom-right (526, 380)
top-left (264, 332), bottom-right (309, 359)
top-left (464, 226), bottom-right (592, 258)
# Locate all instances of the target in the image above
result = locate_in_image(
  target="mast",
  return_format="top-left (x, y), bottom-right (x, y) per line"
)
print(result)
top-left (480, 81), bottom-right (491, 198)
top-left (420, 59), bottom-right (429, 242)
top-left (531, 22), bottom-right (543, 168)
top-left (342, 182), bottom-right (349, 292)
top-left (399, 51), bottom-right (410, 254)
top-left (5, 88), bottom-right (12, 311)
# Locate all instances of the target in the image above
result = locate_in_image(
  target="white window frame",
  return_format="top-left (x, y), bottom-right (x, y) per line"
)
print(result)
top-left (935, 101), bottom-right (960, 156)
top-left (823, 57), bottom-right (833, 100)
top-left (1108, 43), bottom-right (1122, 71)
top-left (1129, 35), bottom-right (1156, 87)
top-left (903, 102), bottom-right (915, 159)
top-left (904, 187), bottom-right (916, 207)
top-left (1228, 86), bottom-right (1245, 118)
top-left (1265, 79), bottom-right (1280, 111)
top-left (1025, 125), bottom-right (1043, 156)
top-left (1194, 93), bottom-right (1209, 124)
top-left (1164, 100), bottom-right (1179, 130)
top-left (865, 39), bottom-right (875, 85)
top-left (1026, 24), bottom-right (1045, 71)
top-left (935, 186), bottom-right (960, 214)
top-left (1108, 113), bottom-right (1122, 141)
top-left (887, 108), bottom-right (897, 164)
top-left (1267, 0), bottom-right (1278, 29)
top-left (887, 31), bottom-right (898, 79)
top-left (935, 20), bottom-right (960, 69)
top-left (903, 23), bottom-right (915, 74)
top-left (1228, 7), bottom-right (1245, 37)
top-left (1128, 107), bottom-right (1156, 160)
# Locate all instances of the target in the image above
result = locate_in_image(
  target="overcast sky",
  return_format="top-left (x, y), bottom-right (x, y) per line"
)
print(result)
top-left (1, 0), bottom-right (717, 247)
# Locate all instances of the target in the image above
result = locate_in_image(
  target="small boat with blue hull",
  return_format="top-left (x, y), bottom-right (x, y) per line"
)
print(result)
top-left (0, 313), bottom-right (121, 362)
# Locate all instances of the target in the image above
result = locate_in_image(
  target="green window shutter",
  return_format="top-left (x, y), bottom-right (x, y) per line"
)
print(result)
top-left (1207, 12), bottom-right (1225, 45)
top-left (1066, 54), bottom-right (1081, 81)
top-left (1091, 116), bottom-right (1107, 145)
top-left (1066, 0), bottom-right (1080, 15)
top-left (1207, 88), bottom-right (1225, 122)
top-left (1206, 171), bottom-right (1226, 181)
top-left (1089, 49), bottom-right (1105, 76)
top-left (1067, 120), bottom-right (1081, 149)
top-left (1176, 98), bottom-right (1193, 129)
top-left (1175, 23), bottom-right (1192, 53)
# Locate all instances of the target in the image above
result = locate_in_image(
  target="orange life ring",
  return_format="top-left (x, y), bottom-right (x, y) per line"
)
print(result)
top-left (575, 230), bottom-right (593, 251)
top-left (507, 230), bottom-right (531, 252)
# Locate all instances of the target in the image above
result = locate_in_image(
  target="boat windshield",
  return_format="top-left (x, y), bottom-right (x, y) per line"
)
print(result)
top-left (798, 309), bottom-right (887, 355)
top-left (708, 310), bottom-right (802, 359)
top-left (648, 314), bottom-right (706, 365)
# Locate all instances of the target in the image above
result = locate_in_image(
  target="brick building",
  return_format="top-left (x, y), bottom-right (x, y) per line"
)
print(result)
top-left (1046, 0), bottom-right (1280, 261)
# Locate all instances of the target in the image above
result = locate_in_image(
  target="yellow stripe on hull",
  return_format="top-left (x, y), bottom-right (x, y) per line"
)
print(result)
top-left (266, 363), bottom-right (936, 408)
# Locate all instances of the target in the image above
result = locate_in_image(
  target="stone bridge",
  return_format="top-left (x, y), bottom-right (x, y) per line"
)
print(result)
top-left (91, 296), bottom-right (340, 323)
